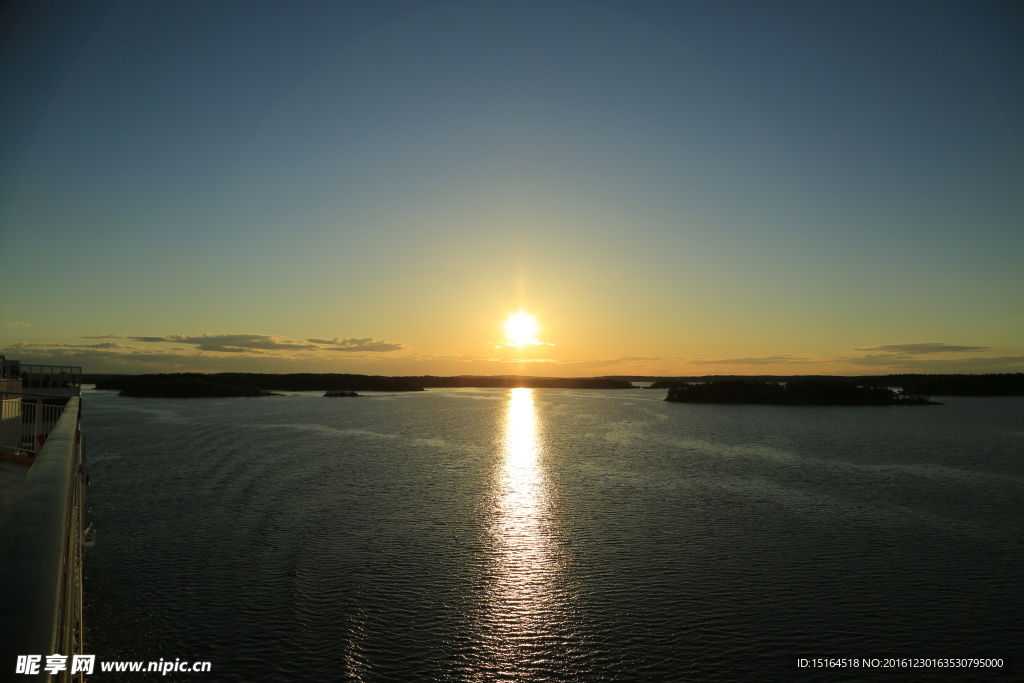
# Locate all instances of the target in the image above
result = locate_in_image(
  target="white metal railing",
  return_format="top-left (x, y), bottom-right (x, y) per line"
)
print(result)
top-left (0, 391), bottom-right (70, 457)
top-left (0, 396), bottom-right (88, 682)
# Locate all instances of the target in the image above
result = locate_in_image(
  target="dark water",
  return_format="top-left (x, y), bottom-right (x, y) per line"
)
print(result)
top-left (82, 388), bottom-right (1022, 681)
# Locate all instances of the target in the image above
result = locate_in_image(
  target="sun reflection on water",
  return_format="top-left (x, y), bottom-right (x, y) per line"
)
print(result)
top-left (475, 387), bottom-right (566, 679)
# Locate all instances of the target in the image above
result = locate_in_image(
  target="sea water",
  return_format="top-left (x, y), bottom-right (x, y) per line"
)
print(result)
top-left (82, 387), bottom-right (1022, 681)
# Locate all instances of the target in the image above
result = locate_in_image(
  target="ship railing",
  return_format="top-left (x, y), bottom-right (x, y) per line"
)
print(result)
top-left (1, 391), bottom-right (73, 458)
top-left (0, 396), bottom-right (88, 682)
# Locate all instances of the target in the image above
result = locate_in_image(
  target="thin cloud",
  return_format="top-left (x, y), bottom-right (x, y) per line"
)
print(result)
top-left (122, 334), bottom-right (319, 352)
top-left (853, 343), bottom-right (991, 355)
top-left (80, 333), bottom-right (407, 354)
top-left (491, 357), bottom-right (661, 367)
top-left (308, 337), bottom-right (407, 352)
top-left (402, 354), bottom-right (490, 362)
top-left (490, 341), bottom-right (555, 348)
top-left (848, 354), bottom-right (1024, 370)
top-left (405, 355), bottom-right (562, 364)
top-left (398, 355), bottom-right (658, 368)
top-left (3, 321), bottom-right (31, 327)
top-left (553, 357), bottom-right (663, 368)
top-left (846, 354), bottom-right (919, 367)
top-left (8, 341), bottom-right (143, 350)
top-left (842, 342), bottom-right (1014, 371)
top-left (689, 355), bottom-right (812, 365)
top-left (1, 343), bottom-right (197, 365)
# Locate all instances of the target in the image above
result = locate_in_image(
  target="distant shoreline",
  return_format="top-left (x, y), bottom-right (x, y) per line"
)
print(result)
top-left (90, 373), bottom-right (635, 397)
top-left (662, 379), bottom-right (941, 406)
top-left (84, 372), bottom-right (1024, 398)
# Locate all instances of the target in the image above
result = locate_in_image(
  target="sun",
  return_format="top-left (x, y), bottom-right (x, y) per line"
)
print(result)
top-left (504, 311), bottom-right (540, 346)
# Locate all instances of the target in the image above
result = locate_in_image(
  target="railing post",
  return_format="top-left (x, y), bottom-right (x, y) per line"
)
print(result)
top-left (34, 397), bottom-right (41, 453)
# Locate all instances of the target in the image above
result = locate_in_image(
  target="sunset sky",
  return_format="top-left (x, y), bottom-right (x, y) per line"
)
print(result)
top-left (1, 0), bottom-right (1021, 377)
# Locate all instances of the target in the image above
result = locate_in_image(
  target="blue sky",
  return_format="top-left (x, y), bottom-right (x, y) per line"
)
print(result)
top-left (1, 0), bottom-right (1021, 375)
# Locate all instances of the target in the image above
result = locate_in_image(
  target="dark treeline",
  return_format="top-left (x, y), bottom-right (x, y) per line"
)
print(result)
top-left (94, 373), bottom-right (424, 395)
top-left (106, 374), bottom-right (277, 398)
top-left (649, 376), bottom-right (831, 389)
top-left (416, 376), bottom-right (632, 389)
top-left (86, 372), bottom-right (1023, 398)
top-left (664, 378), bottom-right (938, 406)
top-left (612, 375), bottom-right (819, 383)
top-left (646, 373), bottom-right (1023, 396)
top-left (92, 373), bottom-right (633, 397)
top-left (856, 373), bottom-right (1024, 396)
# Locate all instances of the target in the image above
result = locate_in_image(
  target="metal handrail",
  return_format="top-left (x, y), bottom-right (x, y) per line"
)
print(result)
top-left (2, 391), bottom-right (79, 400)
top-left (0, 397), bottom-right (84, 681)
top-left (0, 391), bottom-right (70, 457)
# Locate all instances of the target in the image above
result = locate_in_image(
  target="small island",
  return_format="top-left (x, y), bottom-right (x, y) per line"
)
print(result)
top-left (664, 379), bottom-right (940, 406)
top-left (324, 390), bottom-right (362, 397)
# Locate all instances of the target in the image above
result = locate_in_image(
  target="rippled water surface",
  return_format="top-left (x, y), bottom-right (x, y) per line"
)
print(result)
top-left (83, 388), bottom-right (1022, 681)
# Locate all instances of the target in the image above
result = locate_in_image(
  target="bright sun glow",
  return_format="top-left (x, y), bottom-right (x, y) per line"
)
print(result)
top-left (504, 312), bottom-right (540, 346)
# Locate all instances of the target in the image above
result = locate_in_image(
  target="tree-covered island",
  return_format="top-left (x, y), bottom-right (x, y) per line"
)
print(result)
top-left (92, 373), bottom-right (634, 397)
top-left (109, 375), bottom-right (282, 398)
top-left (663, 378), bottom-right (940, 405)
top-left (94, 373), bottom-right (425, 397)
top-left (644, 373), bottom-right (1022, 396)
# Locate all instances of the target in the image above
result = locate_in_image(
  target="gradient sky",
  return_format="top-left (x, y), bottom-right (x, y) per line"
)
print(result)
top-left (1, 0), bottom-right (1021, 376)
